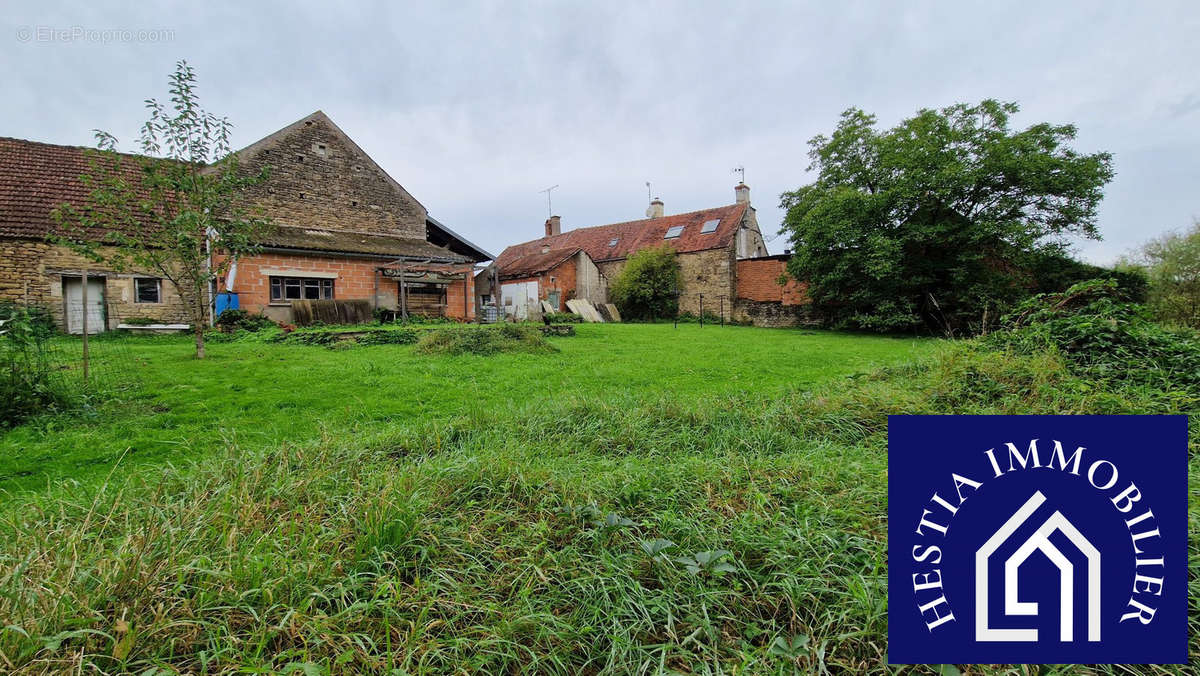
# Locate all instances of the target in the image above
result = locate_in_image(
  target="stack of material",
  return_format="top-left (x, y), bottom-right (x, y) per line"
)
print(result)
top-left (603, 303), bottom-right (622, 322)
top-left (541, 300), bottom-right (557, 314)
top-left (566, 299), bottom-right (605, 322)
top-left (291, 299), bottom-right (373, 326)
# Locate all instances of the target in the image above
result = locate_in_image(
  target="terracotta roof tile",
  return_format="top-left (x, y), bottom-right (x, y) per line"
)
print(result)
top-left (498, 246), bottom-right (580, 279)
top-left (494, 203), bottom-right (747, 273)
top-left (0, 136), bottom-right (169, 241)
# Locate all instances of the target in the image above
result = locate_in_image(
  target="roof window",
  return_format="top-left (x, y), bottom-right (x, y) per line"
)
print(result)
top-left (700, 219), bottom-right (720, 234)
top-left (664, 226), bottom-right (684, 239)
top-left (608, 237), bottom-right (619, 246)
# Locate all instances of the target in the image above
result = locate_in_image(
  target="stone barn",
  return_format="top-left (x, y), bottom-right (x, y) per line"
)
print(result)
top-left (0, 111), bottom-right (492, 332)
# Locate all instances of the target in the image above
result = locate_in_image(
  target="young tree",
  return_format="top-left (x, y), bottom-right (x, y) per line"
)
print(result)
top-left (609, 244), bottom-right (682, 321)
top-left (52, 61), bottom-right (273, 358)
top-left (1125, 220), bottom-right (1200, 328)
top-left (780, 100), bottom-right (1114, 334)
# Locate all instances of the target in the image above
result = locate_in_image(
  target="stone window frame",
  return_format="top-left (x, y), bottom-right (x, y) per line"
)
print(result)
top-left (134, 277), bottom-right (162, 304)
top-left (269, 276), bottom-right (334, 303)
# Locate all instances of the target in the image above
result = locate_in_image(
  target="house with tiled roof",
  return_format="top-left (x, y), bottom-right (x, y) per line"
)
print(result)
top-left (0, 111), bottom-right (492, 332)
top-left (483, 183), bottom-right (774, 320)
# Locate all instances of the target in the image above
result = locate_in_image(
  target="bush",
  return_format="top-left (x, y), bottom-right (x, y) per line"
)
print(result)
top-left (0, 307), bottom-right (71, 427)
top-left (609, 244), bottom-right (682, 321)
top-left (215, 309), bottom-right (275, 333)
top-left (0, 301), bottom-right (56, 339)
top-left (415, 325), bottom-right (558, 356)
top-left (543, 312), bottom-right (582, 323)
top-left (987, 279), bottom-right (1200, 392)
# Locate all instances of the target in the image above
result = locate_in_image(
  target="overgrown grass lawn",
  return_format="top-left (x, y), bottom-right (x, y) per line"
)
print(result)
top-left (0, 324), bottom-right (927, 493)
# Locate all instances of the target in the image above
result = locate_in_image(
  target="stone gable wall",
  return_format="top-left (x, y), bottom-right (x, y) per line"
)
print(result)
top-left (236, 115), bottom-right (427, 239)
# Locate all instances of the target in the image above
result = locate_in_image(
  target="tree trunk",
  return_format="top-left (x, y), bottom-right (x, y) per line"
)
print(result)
top-left (194, 322), bottom-right (206, 359)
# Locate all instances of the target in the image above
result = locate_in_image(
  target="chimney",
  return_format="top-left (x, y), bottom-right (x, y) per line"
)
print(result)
top-left (647, 197), bottom-right (664, 219)
top-left (735, 182), bottom-right (750, 204)
top-left (545, 215), bottom-right (561, 237)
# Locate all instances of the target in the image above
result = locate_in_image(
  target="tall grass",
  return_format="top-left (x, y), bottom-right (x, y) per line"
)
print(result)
top-left (1, 340), bottom-right (1195, 673)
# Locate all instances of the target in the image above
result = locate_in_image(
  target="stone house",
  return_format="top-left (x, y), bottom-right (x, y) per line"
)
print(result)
top-left (488, 183), bottom-right (776, 320)
top-left (0, 111), bottom-right (491, 332)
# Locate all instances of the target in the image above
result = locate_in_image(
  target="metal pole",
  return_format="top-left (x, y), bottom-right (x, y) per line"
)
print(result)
top-left (80, 266), bottom-right (89, 384)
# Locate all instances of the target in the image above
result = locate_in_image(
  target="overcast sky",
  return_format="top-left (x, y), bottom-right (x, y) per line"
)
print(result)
top-left (5, 2), bottom-right (1198, 263)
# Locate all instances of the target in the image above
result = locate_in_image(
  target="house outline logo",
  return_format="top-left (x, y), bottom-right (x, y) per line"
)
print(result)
top-left (975, 490), bottom-right (1101, 643)
top-left (887, 415), bottom-right (1188, 665)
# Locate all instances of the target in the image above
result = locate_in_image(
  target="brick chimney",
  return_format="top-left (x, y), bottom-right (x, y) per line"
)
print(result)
top-left (735, 183), bottom-right (750, 204)
top-left (545, 215), bottom-right (561, 237)
top-left (647, 197), bottom-right (664, 219)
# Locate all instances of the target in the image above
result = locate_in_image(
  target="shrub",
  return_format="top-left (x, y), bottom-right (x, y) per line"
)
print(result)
top-left (215, 309), bottom-right (275, 333)
top-left (415, 325), bottom-right (557, 356)
top-left (543, 312), bottom-right (583, 324)
top-left (609, 244), bottom-right (682, 321)
top-left (987, 279), bottom-right (1200, 392)
top-left (0, 301), bottom-right (56, 339)
top-left (0, 307), bottom-right (71, 427)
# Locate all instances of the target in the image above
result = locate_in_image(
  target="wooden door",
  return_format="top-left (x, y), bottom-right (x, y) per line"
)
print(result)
top-left (63, 276), bottom-right (106, 334)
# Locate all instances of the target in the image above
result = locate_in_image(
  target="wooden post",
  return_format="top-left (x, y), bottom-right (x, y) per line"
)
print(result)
top-left (699, 293), bottom-right (704, 327)
top-left (80, 266), bottom-right (89, 384)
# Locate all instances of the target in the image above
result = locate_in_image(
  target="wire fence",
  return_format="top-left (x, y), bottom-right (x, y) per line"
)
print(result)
top-left (1, 301), bottom-right (140, 427)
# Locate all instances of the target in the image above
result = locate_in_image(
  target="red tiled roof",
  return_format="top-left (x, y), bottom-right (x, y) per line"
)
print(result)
top-left (0, 136), bottom-right (168, 241)
top-left (498, 246), bottom-right (580, 280)
top-left (494, 203), bottom-right (747, 273)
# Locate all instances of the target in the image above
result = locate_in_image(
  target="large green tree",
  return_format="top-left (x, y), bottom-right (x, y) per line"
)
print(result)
top-left (52, 61), bottom-right (273, 358)
top-left (609, 244), bottom-right (682, 321)
top-left (780, 100), bottom-right (1114, 334)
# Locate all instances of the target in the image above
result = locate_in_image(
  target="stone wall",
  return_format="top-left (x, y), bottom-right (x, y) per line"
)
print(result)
top-left (0, 238), bottom-right (189, 330)
top-left (236, 113), bottom-right (427, 239)
top-left (597, 245), bottom-right (738, 318)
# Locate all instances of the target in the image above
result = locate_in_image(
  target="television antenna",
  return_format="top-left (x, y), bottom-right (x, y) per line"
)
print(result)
top-left (539, 184), bottom-right (559, 217)
top-left (731, 165), bottom-right (745, 183)
top-left (645, 181), bottom-right (652, 202)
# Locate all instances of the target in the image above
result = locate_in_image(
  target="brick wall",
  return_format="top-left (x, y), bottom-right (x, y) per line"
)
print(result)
top-left (733, 257), bottom-right (815, 327)
top-left (236, 113), bottom-right (427, 239)
top-left (225, 250), bottom-right (473, 322)
top-left (502, 256), bottom-right (578, 312)
top-left (735, 257), bottom-right (809, 305)
top-left (1, 238), bottom-right (189, 330)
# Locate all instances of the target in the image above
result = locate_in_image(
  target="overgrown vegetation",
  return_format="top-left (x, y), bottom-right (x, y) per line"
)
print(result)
top-left (609, 244), bottom-right (682, 321)
top-left (0, 319), bottom-right (1193, 672)
top-left (1122, 218), bottom-right (1200, 329)
top-left (213, 309), bottom-right (276, 333)
top-left (0, 307), bottom-right (71, 427)
top-left (543, 311), bottom-right (582, 323)
top-left (780, 99), bottom-right (1115, 334)
top-left (415, 323), bottom-right (557, 356)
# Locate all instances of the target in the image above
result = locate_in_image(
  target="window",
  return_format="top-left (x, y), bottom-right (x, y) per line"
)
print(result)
top-left (700, 219), bottom-right (720, 234)
top-left (270, 276), bottom-right (334, 302)
top-left (134, 277), bottom-right (161, 304)
top-left (664, 225), bottom-right (684, 239)
top-left (608, 237), bottom-right (619, 246)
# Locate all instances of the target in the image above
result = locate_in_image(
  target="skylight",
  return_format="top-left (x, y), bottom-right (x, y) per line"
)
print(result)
top-left (608, 237), bottom-right (619, 246)
top-left (700, 219), bottom-right (720, 234)
top-left (664, 225), bottom-right (684, 239)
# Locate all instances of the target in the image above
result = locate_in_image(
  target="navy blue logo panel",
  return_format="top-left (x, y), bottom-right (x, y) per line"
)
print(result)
top-left (887, 415), bottom-right (1187, 665)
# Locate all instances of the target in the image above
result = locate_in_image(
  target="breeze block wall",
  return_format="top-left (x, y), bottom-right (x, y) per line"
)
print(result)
top-left (227, 251), bottom-right (474, 323)
top-left (733, 256), bottom-right (815, 327)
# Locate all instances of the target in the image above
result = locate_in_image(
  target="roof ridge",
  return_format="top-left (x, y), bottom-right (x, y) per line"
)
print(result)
top-left (562, 202), bottom-right (742, 235)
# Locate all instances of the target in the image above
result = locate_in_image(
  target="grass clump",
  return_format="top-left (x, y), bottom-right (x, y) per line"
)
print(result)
top-left (416, 323), bottom-right (558, 356)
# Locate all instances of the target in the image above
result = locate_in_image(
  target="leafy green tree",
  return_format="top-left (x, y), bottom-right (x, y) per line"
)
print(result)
top-left (52, 61), bottom-right (273, 358)
top-left (780, 100), bottom-right (1114, 334)
top-left (1123, 220), bottom-right (1200, 328)
top-left (609, 244), bottom-right (682, 321)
